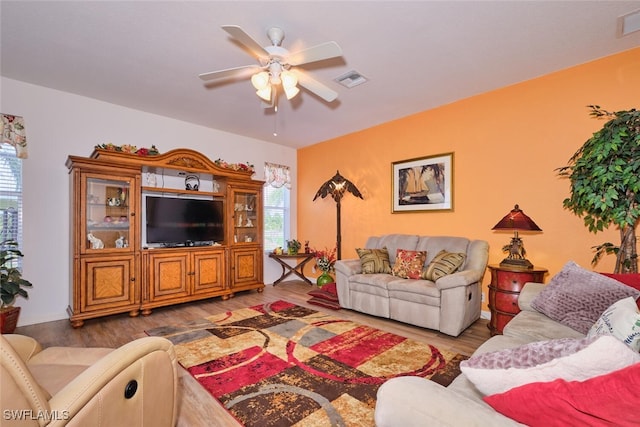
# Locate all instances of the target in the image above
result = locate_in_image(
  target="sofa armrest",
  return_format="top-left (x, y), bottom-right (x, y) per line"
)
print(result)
top-left (435, 269), bottom-right (484, 290)
top-left (334, 259), bottom-right (361, 276)
top-left (517, 282), bottom-right (545, 311)
top-left (375, 377), bottom-right (521, 427)
top-left (3, 334), bottom-right (43, 363)
top-left (48, 337), bottom-right (178, 427)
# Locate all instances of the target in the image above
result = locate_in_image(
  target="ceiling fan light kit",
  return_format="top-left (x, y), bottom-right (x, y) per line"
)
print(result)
top-left (250, 72), bottom-right (270, 90)
top-left (199, 25), bottom-right (343, 108)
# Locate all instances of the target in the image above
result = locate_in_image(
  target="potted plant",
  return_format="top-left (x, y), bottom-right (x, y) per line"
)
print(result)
top-left (0, 240), bottom-right (33, 333)
top-left (558, 105), bottom-right (640, 273)
top-left (286, 239), bottom-right (302, 255)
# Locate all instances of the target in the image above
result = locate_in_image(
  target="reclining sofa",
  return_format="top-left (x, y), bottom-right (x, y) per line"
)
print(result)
top-left (335, 234), bottom-right (489, 336)
top-left (375, 262), bottom-right (640, 426)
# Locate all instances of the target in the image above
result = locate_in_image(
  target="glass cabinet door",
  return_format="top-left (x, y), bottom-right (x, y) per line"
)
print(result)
top-left (83, 176), bottom-right (134, 252)
top-left (233, 190), bottom-right (258, 244)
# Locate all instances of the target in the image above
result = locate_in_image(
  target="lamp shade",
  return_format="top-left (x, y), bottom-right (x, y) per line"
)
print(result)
top-left (284, 85), bottom-right (299, 100)
top-left (280, 70), bottom-right (298, 89)
top-left (251, 71), bottom-right (270, 90)
top-left (255, 86), bottom-right (272, 102)
top-left (492, 204), bottom-right (542, 231)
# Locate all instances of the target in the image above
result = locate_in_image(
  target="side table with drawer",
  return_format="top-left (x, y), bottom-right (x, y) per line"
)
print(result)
top-left (487, 264), bottom-right (548, 335)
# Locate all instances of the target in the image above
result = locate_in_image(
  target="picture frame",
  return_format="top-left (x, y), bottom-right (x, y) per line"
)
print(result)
top-left (392, 152), bottom-right (454, 212)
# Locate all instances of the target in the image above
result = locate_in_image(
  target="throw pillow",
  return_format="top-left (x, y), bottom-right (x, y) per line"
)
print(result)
top-left (587, 296), bottom-right (640, 352)
top-left (355, 247), bottom-right (392, 274)
top-left (530, 261), bottom-right (640, 334)
top-left (421, 250), bottom-right (466, 281)
top-left (307, 297), bottom-right (341, 310)
top-left (459, 335), bottom-right (640, 396)
top-left (307, 283), bottom-right (339, 302)
top-left (484, 362), bottom-right (640, 427)
top-left (391, 249), bottom-right (427, 279)
top-left (600, 272), bottom-right (640, 291)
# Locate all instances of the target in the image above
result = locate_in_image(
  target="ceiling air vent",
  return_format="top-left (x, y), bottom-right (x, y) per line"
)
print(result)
top-left (618, 9), bottom-right (640, 37)
top-left (335, 70), bottom-right (368, 88)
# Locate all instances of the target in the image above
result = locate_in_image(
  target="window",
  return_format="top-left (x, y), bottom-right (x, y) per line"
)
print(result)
top-left (263, 186), bottom-right (290, 251)
top-left (263, 163), bottom-right (291, 251)
top-left (0, 144), bottom-right (23, 253)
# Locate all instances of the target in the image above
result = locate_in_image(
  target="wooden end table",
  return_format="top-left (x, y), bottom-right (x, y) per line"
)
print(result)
top-left (487, 264), bottom-right (548, 335)
top-left (269, 252), bottom-right (315, 286)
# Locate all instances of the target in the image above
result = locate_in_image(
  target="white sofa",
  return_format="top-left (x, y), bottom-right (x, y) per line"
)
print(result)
top-left (334, 234), bottom-right (489, 336)
top-left (375, 283), bottom-right (584, 427)
top-left (374, 282), bottom-right (618, 426)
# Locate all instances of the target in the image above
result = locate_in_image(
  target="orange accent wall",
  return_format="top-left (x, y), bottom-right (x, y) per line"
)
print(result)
top-left (298, 47), bottom-right (640, 309)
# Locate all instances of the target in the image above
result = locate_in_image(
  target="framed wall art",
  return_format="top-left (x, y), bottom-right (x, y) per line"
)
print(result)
top-left (392, 152), bottom-right (454, 212)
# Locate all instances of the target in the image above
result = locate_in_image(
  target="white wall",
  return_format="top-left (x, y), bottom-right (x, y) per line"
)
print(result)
top-left (0, 77), bottom-right (297, 326)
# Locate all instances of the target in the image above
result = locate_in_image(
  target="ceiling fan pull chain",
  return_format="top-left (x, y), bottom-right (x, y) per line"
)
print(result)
top-left (273, 98), bottom-right (278, 136)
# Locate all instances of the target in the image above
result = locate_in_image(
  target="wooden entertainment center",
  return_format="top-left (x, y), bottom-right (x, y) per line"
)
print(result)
top-left (66, 148), bottom-right (264, 327)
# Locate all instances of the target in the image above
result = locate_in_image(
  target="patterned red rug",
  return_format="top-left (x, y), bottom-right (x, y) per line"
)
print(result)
top-left (146, 300), bottom-right (466, 426)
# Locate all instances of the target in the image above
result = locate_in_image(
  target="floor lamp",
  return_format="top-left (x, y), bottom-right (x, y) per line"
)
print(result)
top-left (313, 170), bottom-right (363, 260)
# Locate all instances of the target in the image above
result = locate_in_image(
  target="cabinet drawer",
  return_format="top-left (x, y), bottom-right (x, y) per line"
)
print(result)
top-left (494, 270), bottom-right (534, 292)
top-left (489, 287), bottom-right (520, 314)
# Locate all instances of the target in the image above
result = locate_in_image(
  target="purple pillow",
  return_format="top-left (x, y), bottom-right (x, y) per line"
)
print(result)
top-left (531, 261), bottom-right (640, 334)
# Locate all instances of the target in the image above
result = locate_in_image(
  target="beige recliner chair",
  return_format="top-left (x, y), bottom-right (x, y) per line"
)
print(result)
top-left (1, 334), bottom-right (179, 426)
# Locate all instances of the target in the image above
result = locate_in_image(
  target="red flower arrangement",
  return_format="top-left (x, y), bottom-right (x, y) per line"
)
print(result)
top-left (313, 247), bottom-right (337, 272)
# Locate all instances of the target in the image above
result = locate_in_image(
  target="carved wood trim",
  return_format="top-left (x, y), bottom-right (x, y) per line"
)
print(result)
top-left (90, 148), bottom-right (255, 179)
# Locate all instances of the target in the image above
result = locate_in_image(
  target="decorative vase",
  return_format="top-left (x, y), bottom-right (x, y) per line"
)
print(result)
top-left (288, 247), bottom-right (298, 255)
top-left (316, 271), bottom-right (334, 287)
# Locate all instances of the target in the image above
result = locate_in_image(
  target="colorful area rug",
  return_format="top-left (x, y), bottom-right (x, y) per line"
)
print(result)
top-left (146, 300), bottom-right (466, 426)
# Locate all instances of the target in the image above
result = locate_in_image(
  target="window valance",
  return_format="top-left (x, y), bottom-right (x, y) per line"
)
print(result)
top-left (264, 162), bottom-right (291, 189)
top-left (1, 114), bottom-right (27, 159)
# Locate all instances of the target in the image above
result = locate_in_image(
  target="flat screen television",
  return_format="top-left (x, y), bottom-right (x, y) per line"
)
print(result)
top-left (145, 196), bottom-right (224, 245)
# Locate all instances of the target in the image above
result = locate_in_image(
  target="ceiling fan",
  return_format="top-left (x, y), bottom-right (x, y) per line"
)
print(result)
top-left (199, 25), bottom-right (343, 106)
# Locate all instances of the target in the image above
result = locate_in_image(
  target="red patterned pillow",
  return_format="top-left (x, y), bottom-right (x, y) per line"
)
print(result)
top-left (391, 249), bottom-right (427, 279)
top-left (484, 362), bottom-right (640, 426)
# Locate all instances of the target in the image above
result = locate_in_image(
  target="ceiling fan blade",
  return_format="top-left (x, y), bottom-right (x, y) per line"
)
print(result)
top-left (293, 70), bottom-right (338, 102)
top-left (198, 65), bottom-right (261, 81)
top-left (287, 41), bottom-right (342, 66)
top-left (221, 25), bottom-right (270, 59)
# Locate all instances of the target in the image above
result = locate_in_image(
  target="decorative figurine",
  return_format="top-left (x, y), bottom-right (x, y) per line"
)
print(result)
top-left (305, 241), bottom-right (310, 253)
top-left (245, 218), bottom-right (253, 227)
top-left (145, 172), bottom-right (157, 187)
top-left (238, 214), bottom-right (243, 227)
top-left (87, 233), bottom-right (104, 249)
top-left (115, 235), bottom-right (125, 248)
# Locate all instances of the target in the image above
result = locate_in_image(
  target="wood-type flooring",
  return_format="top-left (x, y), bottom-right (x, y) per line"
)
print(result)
top-left (15, 280), bottom-right (491, 427)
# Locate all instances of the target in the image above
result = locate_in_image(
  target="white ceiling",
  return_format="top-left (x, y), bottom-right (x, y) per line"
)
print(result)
top-left (2, 1), bottom-right (640, 149)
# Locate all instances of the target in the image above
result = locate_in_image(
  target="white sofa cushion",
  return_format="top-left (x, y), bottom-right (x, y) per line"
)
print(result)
top-left (460, 335), bottom-right (640, 396)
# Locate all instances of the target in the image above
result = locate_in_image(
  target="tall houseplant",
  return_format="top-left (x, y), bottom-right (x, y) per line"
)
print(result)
top-left (558, 105), bottom-right (640, 273)
top-left (0, 240), bottom-right (33, 333)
